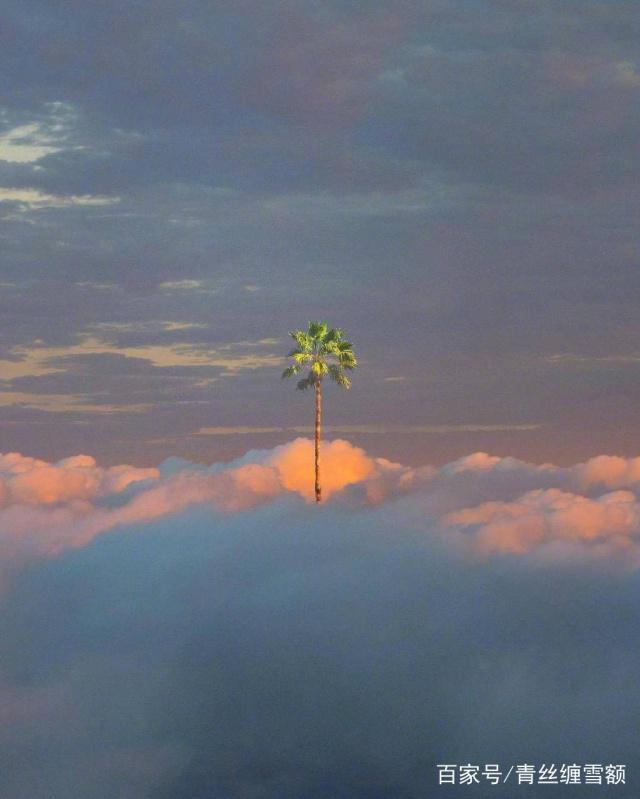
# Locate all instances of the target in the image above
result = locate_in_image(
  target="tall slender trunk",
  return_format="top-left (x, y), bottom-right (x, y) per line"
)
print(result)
top-left (315, 379), bottom-right (322, 502)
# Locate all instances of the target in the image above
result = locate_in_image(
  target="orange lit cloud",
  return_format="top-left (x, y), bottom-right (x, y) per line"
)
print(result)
top-left (445, 487), bottom-right (640, 564)
top-left (572, 454), bottom-right (640, 490)
top-left (0, 452), bottom-right (158, 507)
top-left (3, 442), bottom-right (640, 590)
top-left (0, 439), bottom-right (397, 580)
top-left (266, 438), bottom-right (383, 499)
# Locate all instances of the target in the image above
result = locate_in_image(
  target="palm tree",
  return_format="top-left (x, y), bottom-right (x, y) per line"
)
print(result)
top-left (282, 321), bottom-right (357, 502)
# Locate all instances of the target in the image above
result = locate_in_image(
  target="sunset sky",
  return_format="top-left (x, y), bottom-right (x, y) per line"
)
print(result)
top-left (2, 4), bottom-right (640, 797)
top-left (2, 0), bottom-right (639, 466)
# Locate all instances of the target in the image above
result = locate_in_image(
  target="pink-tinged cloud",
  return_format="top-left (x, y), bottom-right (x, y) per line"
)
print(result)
top-left (3, 441), bottom-right (640, 590)
top-left (571, 454), bottom-right (640, 490)
top-left (0, 439), bottom-right (398, 584)
top-left (0, 452), bottom-right (158, 506)
top-left (446, 488), bottom-right (640, 564)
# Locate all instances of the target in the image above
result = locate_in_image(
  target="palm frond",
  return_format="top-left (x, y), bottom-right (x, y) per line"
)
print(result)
top-left (290, 350), bottom-right (313, 364)
top-left (308, 321), bottom-right (328, 340)
top-left (284, 322), bottom-right (357, 390)
top-left (282, 364), bottom-right (300, 379)
top-left (328, 364), bottom-right (351, 389)
top-left (312, 361), bottom-right (329, 377)
top-left (324, 327), bottom-right (343, 344)
top-left (290, 330), bottom-right (312, 351)
top-left (323, 339), bottom-right (341, 355)
top-left (339, 352), bottom-right (357, 369)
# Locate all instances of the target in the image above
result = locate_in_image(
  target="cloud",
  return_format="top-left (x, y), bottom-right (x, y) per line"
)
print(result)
top-left (446, 488), bottom-right (640, 562)
top-left (266, 437), bottom-right (383, 500)
top-left (0, 451), bottom-right (157, 506)
top-left (0, 391), bottom-right (152, 415)
top-left (0, 188), bottom-right (119, 210)
top-left (4, 440), bottom-right (640, 592)
top-left (0, 440), bottom-right (389, 588)
top-left (0, 334), bottom-right (285, 414)
top-left (88, 320), bottom-right (209, 334)
top-left (573, 454), bottom-right (640, 490)
top-left (1, 336), bottom-right (261, 378)
top-left (0, 123), bottom-right (62, 164)
top-left (1, 439), bottom-right (640, 796)
top-left (196, 423), bottom-right (542, 436)
top-left (197, 426), bottom-right (284, 435)
top-left (158, 279), bottom-right (214, 293)
top-left (0, 103), bottom-right (77, 164)
top-left (289, 423), bottom-right (543, 435)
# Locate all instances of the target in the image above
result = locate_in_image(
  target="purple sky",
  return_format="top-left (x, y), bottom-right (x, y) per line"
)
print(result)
top-left (2, 9), bottom-right (640, 793)
top-left (1, 0), bottom-right (639, 466)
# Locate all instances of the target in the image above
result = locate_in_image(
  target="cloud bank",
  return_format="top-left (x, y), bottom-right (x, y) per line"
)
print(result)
top-left (4, 439), bottom-right (640, 579)
top-left (1, 440), bottom-right (640, 798)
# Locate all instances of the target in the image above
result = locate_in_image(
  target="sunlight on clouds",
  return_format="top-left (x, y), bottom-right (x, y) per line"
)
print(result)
top-left (0, 188), bottom-right (120, 210)
top-left (0, 336), bottom-right (284, 411)
top-left (446, 488), bottom-right (640, 559)
top-left (162, 321), bottom-right (209, 332)
top-left (90, 321), bottom-right (209, 334)
top-left (0, 123), bottom-right (61, 163)
top-left (0, 392), bottom-right (151, 414)
top-left (159, 280), bottom-right (214, 293)
top-left (0, 102), bottom-right (77, 163)
top-left (1, 336), bottom-right (283, 375)
top-left (73, 282), bottom-right (118, 291)
top-left (3, 440), bottom-right (640, 572)
top-left (216, 338), bottom-right (280, 349)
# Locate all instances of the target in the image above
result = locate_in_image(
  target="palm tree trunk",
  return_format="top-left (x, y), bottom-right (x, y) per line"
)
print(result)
top-left (315, 379), bottom-right (322, 502)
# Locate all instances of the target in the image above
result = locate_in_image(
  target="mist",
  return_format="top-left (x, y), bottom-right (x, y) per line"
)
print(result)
top-left (0, 440), bottom-right (638, 797)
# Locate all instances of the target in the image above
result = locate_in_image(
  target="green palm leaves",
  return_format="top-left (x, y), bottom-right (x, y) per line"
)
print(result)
top-left (282, 321), bottom-right (357, 390)
top-left (282, 321), bottom-right (357, 501)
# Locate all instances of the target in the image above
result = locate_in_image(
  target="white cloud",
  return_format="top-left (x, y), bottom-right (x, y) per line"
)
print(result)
top-left (0, 123), bottom-right (61, 163)
top-left (0, 188), bottom-right (119, 210)
top-left (158, 280), bottom-right (213, 293)
top-left (0, 103), bottom-right (80, 164)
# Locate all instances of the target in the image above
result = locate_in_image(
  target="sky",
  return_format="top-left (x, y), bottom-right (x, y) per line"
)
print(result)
top-left (1, 0), bottom-right (639, 466)
top-left (2, 4), bottom-right (640, 797)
